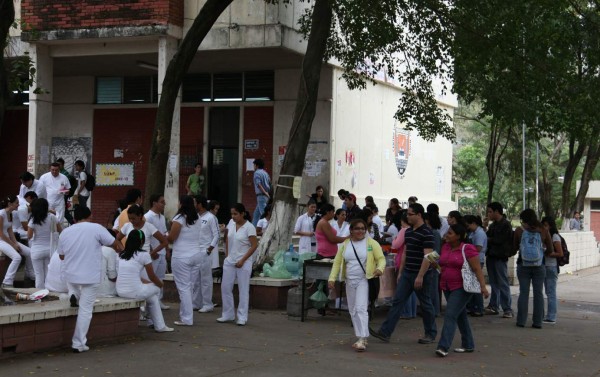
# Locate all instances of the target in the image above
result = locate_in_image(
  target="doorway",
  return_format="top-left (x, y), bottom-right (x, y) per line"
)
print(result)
top-left (208, 107), bottom-right (240, 224)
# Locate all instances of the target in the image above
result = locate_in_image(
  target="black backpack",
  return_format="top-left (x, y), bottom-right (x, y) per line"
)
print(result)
top-left (84, 171), bottom-right (96, 191)
top-left (557, 235), bottom-right (570, 266)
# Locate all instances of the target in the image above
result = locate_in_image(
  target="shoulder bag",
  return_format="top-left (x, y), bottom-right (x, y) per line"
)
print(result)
top-left (461, 244), bottom-right (481, 294)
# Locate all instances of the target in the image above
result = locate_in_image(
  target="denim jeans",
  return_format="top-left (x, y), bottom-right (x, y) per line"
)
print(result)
top-left (379, 269), bottom-right (437, 339)
top-left (430, 271), bottom-right (440, 316)
top-left (399, 292), bottom-right (417, 318)
top-left (252, 195), bottom-right (268, 226)
top-left (544, 265), bottom-right (558, 321)
top-left (516, 265), bottom-right (546, 327)
top-left (486, 256), bottom-right (512, 312)
top-left (437, 288), bottom-right (474, 352)
top-left (467, 262), bottom-right (485, 314)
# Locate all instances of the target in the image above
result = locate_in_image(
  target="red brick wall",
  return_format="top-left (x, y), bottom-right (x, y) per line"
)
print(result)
top-left (242, 107), bottom-right (274, 213)
top-left (21, 0), bottom-right (184, 31)
top-left (92, 108), bottom-right (157, 226)
top-left (0, 110), bottom-right (28, 197)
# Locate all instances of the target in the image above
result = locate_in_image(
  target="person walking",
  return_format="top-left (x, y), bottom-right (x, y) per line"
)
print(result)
top-left (540, 216), bottom-right (564, 325)
top-left (27, 198), bottom-right (62, 289)
top-left (39, 162), bottom-right (71, 223)
top-left (252, 159), bottom-right (271, 226)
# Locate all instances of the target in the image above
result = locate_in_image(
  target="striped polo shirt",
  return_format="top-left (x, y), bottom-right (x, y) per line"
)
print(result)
top-left (404, 224), bottom-right (435, 273)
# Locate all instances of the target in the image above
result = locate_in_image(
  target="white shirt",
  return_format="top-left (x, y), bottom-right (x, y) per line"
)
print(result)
top-left (0, 209), bottom-right (12, 238)
top-left (331, 220), bottom-right (350, 237)
top-left (226, 220), bottom-right (256, 263)
top-left (116, 251), bottom-right (152, 297)
top-left (294, 213), bottom-right (316, 254)
top-left (198, 211), bottom-right (220, 251)
top-left (45, 252), bottom-right (67, 293)
top-left (257, 218), bottom-right (269, 231)
top-left (75, 171), bottom-right (89, 196)
top-left (386, 224), bottom-right (400, 244)
top-left (171, 214), bottom-right (202, 259)
top-left (58, 222), bottom-right (115, 284)
top-left (19, 179), bottom-right (47, 199)
top-left (120, 222), bottom-right (158, 253)
top-left (144, 209), bottom-right (168, 255)
top-left (12, 204), bottom-right (29, 238)
top-left (344, 238), bottom-right (368, 280)
top-left (439, 216), bottom-right (449, 238)
top-left (28, 213), bottom-right (58, 252)
top-left (39, 172), bottom-right (70, 208)
top-left (99, 246), bottom-right (118, 297)
top-left (372, 215), bottom-right (384, 233)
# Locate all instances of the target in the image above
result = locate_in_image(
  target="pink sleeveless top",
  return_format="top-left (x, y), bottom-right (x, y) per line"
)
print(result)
top-left (315, 224), bottom-right (338, 258)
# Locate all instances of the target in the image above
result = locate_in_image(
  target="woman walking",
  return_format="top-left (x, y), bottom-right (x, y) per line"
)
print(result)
top-left (329, 219), bottom-right (386, 352)
top-left (27, 198), bottom-right (62, 288)
top-left (436, 224), bottom-right (488, 357)
top-left (540, 216), bottom-right (563, 325)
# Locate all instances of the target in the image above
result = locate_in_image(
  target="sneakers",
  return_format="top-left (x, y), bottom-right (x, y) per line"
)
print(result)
top-left (418, 336), bottom-right (435, 344)
top-left (454, 348), bottom-right (474, 353)
top-left (174, 321), bottom-right (192, 326)
top-left (236, 320), bottom-right (246, 326)
top-left (69, 294), bottom-right (79, 308)
top-left (436, 349), bottom-right (448, 357)
top-left (216, 317), bottom-right (235, 323)
top-left (484, 306), bottom-right (499, 315)
top-left (198, 306), bottom-right (214, 313)
top-left (72, 345), bottom-right (90, 353)
top-left (369, 327), bottom-right (390, 343)
top-left (159, 302), bottom-right (170, 310)
top-left (155, 326), bottom-right (175, 333)
top-left (353, 338), bottom-right (367, 352)
top-left (543, 319), bottom-right (556, 325)
top-left (502, 311), bottom-right (514, 319)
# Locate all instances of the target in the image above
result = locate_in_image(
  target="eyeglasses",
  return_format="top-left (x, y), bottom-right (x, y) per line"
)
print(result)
top-left (352, 227), bottom-right (366, 231)
top-left (407, 212), bottom-right (416, 216)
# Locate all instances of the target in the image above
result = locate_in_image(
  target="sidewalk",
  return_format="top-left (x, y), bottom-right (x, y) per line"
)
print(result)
top-left (1, 267), bottom-right (600, 376)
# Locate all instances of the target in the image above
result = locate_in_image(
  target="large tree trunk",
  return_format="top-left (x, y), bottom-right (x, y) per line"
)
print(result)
top-left (144, 0), bottom-right (233, 207)
top-left (0, 0), bottom-right (16, 134)
top-left (572, 136), bottom-right (600, 215)
top-left (255, 0), bottom-right (333, 265)
top-left (538, 134), bottom-right (566, 218)
top-left (485, 122), bottom-right (511, 204)
top-left (560, 137), bottom-right (587, 216)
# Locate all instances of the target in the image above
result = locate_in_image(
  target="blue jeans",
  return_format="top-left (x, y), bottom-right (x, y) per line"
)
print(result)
top-left (467, 262), bottom-right (485, 314)
top-left (379, 269), bottom-right (437, 339)
top-left (516, 265), bottom-right (546, 327)
top-left (437, 288), bottom-right (474, 352)
top-left (430, 271), bottom-right (440, 316)
top-left (252, 195), bottom-right (268, 226)
top-left (399, 292), bottom-right (417, 318)
top-left (486, 256), bottom-right (512, 312)
top-left (544, 265), bottom-right (558, 321)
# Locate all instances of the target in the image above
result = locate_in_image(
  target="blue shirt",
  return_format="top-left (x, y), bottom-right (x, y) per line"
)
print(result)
top-left (253, 169), bottom-right (271, 195)
top-left (468, 226), bottom-right (488, 264)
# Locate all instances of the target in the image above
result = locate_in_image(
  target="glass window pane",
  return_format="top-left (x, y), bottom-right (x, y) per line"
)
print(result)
top-left (96, 77), bottom-right (122, 104)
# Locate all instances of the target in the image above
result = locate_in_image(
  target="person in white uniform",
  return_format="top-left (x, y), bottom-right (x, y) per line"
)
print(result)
top-left (19, 171), bottom-right (47, 199)
top-left (192, 195), bottom-right (220, 313)
top-left (0, 195), bottom-right (34, 287)
top-left (58, 206), bottom-right (123, 353)
top-left (73, 160), bottom-right (90, 209)
top-left (294, 201), bottom-right (317, 254)
top-left (98, 230), bottom-right (118, 298)
top-left (218, 203), bottom-right (258, 326)
top-left (27, 198), bottom-right (62, 289)
top-left (12, 195), bottom-right (30, 246)
top-left (116, 230), bottom-right (174, 333)
top-left (167, 195), bottom-right (202, 326)
top-left (45, 252), bottom-right (68, 293)
top-left (144, 194), bottom-right (170, 310)
top-left (39, 162), bottom-right (70, 223)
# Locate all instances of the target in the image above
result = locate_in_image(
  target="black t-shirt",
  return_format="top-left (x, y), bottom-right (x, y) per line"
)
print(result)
top-left (404, 224), bottom-right (435, 273)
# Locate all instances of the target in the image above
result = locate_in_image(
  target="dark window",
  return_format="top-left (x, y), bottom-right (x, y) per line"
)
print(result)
top-left (96, 77), bottom-right (122, 104)
top-left (123, 76), bottom-right (152, 104)
top-left (182, 74), bottom-right (212, 102)
top-left (591, 201), bottom-right (600, 210)
top-left (152, 75), bottom-right (159, 103)
top-left (213, 73), bottom-right (243, 101)
top-left (244, 71), bottom-right (274, 101)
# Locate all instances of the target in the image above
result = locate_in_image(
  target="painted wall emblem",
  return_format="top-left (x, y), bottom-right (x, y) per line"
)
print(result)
top-left (393, 126), bottom-right (411, 177)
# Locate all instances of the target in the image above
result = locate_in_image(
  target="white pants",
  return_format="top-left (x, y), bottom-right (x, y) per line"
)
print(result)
top-left (193, 251), bottom-right (214, 310)
top-left (345, 277), bottom-right (370, 338)
top-left (31, 247), bottom-right (50, 289)
top-left (172, 253), bottom-right (203, 325)
top-left (1, 241), bottom-right (34, 285)
top-left (67, 282), bottom-right (99, 351)
top-left (119, 284), bottom-right (165, 331)
top-left (152, 253), bottom-right (167, 300)
top-left (221, 258), bottom-right (252, 322)
top-left (51, 201), bottom-right (66, 224)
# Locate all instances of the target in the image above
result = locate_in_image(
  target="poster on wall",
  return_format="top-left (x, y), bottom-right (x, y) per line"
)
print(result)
top-left (51, 137), bottom-right (92, 174)
top-left (393, 124), bottom-right (411, 178)
top-left (96, 163), bottom-right (135, 186)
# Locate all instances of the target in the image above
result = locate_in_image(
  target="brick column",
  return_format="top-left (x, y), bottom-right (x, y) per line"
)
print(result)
top-left (27, 43), bottom-right (53, 177)
top-left (158, 36), bottom-right (181, 218)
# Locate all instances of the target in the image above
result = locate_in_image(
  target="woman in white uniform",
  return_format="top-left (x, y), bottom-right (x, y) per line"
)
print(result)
top-left (116, 230), bottom-right (173, 333)
top-left (294, 201), bottom-right (317, 254)
top-left (167, 195), bottom-right (202, 326)
top-left (27, 198), bottom-right (62, 288)
top-left (218, 203), bottom-right (258, 326)
top-left (1, 195), bottom-right (33, 288)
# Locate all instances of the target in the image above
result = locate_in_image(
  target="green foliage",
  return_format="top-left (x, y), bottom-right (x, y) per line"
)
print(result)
top-left (4, 20), bottom-right (46, 97)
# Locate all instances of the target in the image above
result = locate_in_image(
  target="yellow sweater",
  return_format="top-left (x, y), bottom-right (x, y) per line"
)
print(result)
top-left (328, 238), bottom-right (386, 281)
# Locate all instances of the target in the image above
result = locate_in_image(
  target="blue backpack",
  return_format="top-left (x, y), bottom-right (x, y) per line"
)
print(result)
top-left (520, 230), bottom-right (543, 266)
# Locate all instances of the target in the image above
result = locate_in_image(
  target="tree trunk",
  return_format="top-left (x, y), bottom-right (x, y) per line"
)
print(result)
top-left (485, 122), bottom-right (511, 204)
top-left (144, 0), bottom-right (233, 207)
top-left (0, 0), bottom-right (16, 134)
top-left (572, 136), bottom-right (600, 215)
top-left (560, 137), bottom-right (587, 216)
top-left (254, 0), bottom-right (333, 265)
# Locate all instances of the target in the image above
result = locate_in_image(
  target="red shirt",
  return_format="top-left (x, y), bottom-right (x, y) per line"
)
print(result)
top-left (439, 242), bottom-right (479, 291)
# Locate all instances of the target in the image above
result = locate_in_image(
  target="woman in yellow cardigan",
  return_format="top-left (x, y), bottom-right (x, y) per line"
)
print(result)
top-left (329, 218), bottom-right (386, 352)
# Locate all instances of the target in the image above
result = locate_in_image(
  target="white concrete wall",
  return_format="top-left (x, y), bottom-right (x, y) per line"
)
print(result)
top-left (52, 76), bottom-right (95, 137)
top-left (559, 231), bottom-right (600, 274)
top-left (329, 67), bottom-right (455, 213)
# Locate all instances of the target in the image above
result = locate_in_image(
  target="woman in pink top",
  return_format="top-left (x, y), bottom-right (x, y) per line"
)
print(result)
top-left (315, 204), bottom-right (348, 259)
top-left (436, 223), bottom-right (489, 357)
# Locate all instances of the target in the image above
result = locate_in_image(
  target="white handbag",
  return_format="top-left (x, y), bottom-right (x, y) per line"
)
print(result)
top-left (461, 244), bottom-right (481, 294)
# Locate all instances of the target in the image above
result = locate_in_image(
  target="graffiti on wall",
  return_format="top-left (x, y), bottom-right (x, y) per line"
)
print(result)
top-left (51, 137), bottom-right (92, 174)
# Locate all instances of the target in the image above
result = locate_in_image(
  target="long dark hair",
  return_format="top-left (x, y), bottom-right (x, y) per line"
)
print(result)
top-left (30, 198), bottom-right (49, 225)
top-left (449, 223), bottom-right (468, 242)
top-left (314, 203), bottom-right (335, 230)
top-left (0, 195), bottom-right (17, 210)
top-left (448, 210), bottom-right (465, 227)
top-left (520, 208), bottom-right (541, 228)
top-left (176, 195), bottom-right (199, 225)
top-left (120, 229), bottom-right (145, 261)
top-left (541, 216), bottom-right (559, 236)
top-left (232, 203), bottom-right (251, 221)
top-left (425, 211), bottom-right (442, 230)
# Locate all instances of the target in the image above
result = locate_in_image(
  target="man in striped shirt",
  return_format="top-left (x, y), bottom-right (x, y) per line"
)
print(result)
top-left (370, 203), bottom-right (437, 344)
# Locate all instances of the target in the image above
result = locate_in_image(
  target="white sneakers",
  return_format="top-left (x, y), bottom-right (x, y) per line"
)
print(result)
top-left (216, 317), bottom-right (235, 323)
top-left (352, 338), bottom-right (367, 352)
top-left (198, 306), bottom-right (214, 313)
top-left (155, 326), bottom-right (175, 333)
top-left (159, 302), bottom-right (170, 310)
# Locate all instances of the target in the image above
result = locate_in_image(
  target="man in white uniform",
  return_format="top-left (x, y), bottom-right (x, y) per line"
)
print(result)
top-left (39, 162), bottom-right (70, 223)
top-left (18, 172), bottom-right (47, 199)
top-left (73, 160), bottom-right (90, 209)
top-left (58, 207), bottom-right (123, 353)
top-left (193, 196), bottom-right (220, 312)
top-left (144, 194), bottom-right (170, 310)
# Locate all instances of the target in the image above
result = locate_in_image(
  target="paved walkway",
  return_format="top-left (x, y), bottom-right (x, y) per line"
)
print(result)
top-left (2, 267), bottom-right (600, 377)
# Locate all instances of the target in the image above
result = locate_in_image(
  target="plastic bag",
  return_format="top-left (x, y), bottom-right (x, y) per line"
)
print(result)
top-left (309, 281), bottom-right (328, 309)
top-left (262, 250), bottom-right (292, 279)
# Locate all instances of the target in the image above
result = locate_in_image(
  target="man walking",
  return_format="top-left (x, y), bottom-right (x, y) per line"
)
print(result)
top-left (252, 159), bottom-right (271, 226)
top-left (371, 203), bottom-right (437, 344)
top-left (39, 162), bottom-right (71, 223)
top-left (59, 207), bottom-right (123, 353)
top-left (485, 202), bottom-right (514, 318)
top-left (193, 195), bottom-right (220, 312)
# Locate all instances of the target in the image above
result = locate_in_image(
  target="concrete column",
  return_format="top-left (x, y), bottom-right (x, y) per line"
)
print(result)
top-left (158, 36), bottom-right (181, 219)
top-left (27, 43), bottom-right (53, 177)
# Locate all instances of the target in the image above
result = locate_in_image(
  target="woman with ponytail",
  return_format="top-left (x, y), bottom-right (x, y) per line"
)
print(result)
top-left (1, 195), bottom-right (34, 288)
top-left (116, 230), bottom-right (173, 333)
top-left (27, 198), bottom-right (62, 288)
